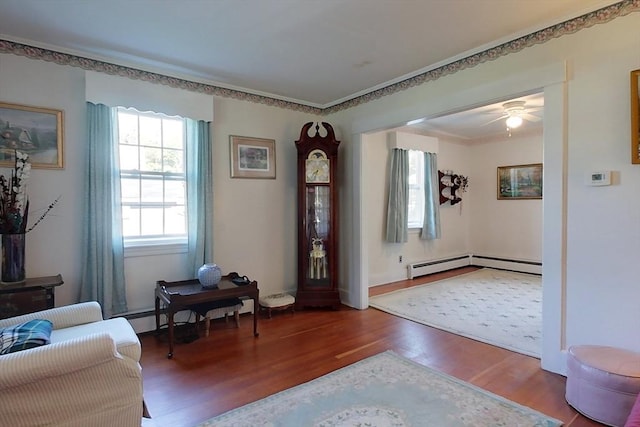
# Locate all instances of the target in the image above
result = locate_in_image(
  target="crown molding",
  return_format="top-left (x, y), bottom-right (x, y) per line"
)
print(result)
top-left (0, 0), bottom-right (638, 115)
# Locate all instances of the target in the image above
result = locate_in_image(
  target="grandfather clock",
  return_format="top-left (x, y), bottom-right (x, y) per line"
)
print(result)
top-left (295, 122), bottom-right (341, 309)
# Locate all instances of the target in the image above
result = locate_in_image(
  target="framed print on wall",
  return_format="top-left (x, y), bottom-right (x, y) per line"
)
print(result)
top-left (230, 135), bottom-right (276, 179)
top-left (631, 69), bottom-right (640, 164)
top-left (497, 163), bottom-right (543, 200)
top-left (0, 102), bottom-right (64, 169)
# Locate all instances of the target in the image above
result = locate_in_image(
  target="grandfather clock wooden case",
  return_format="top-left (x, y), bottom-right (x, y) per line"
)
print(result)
top-left (295, 122), bottom-right (341, 309)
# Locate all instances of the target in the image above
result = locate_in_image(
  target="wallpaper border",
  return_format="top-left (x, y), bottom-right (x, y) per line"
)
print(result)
top-left (0, 0), bottom-right (638, 115)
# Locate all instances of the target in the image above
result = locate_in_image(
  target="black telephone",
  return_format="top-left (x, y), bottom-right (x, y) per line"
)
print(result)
top-left (228, 272), bottom-right (251, 285)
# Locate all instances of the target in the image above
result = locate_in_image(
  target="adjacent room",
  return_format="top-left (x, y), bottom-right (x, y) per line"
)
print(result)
top-left (365, 93), bottom-right (544, 357)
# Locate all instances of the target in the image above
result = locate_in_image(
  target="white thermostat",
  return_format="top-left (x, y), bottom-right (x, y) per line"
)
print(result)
top-left (585, 171), bottom-right (611, 186)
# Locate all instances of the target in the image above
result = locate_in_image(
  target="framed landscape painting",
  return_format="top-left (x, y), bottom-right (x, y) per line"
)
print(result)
top-left (229, 135), bottom-right (276, 179)
top-left (0, 102), bottom-right (64, 169)
top-left (631, 69), bottom-right (640, 164)
top-left (497, 163), bottom-right (543, 200)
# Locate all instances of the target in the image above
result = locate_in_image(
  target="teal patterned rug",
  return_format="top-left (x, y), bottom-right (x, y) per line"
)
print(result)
top-left (196, 351), bottom-right (562, 427)
top-left (370, 268), bottom-right (542, 357)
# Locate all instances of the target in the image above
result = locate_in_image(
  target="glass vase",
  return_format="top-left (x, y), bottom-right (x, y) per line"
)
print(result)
top-left (2, 233), bottom-right (26, 283)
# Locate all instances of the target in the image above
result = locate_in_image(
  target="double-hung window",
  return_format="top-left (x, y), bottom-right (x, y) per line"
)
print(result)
top-left (117, 107), bottom-right (187, 247)
top-left (407, 150), bottom-right (425, 229)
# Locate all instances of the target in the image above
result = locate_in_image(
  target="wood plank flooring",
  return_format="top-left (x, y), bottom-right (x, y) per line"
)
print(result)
top-left (140, 267), bottom-right (602, 426)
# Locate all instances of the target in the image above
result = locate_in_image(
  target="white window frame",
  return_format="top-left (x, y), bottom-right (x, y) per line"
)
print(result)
top-left (116, 107), bottom-right (188, 255)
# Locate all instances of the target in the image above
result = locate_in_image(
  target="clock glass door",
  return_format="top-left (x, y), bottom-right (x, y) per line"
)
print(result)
top-left (305, 185), bottom-right (331, 286)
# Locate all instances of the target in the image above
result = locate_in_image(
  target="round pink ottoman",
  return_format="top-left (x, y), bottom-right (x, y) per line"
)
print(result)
top-left (566, 345), bottom-right (640, 426)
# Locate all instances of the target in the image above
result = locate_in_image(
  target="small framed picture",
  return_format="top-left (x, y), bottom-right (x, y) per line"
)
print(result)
top-left (0, 102), bottom-right (64, 169)
top-left (230, 135), bottom-right (276, 179)
top-left (631, 69), bottom-right (640, 164)
top-left (497, 163), bottom-right (543, 200)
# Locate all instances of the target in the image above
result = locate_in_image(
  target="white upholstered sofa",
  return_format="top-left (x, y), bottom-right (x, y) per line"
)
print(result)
top-left (0, 301), bottom-right (144, 427)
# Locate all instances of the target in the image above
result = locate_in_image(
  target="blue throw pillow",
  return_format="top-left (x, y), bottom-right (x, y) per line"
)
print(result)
top-left (0, 319), bottom-right (53, 355)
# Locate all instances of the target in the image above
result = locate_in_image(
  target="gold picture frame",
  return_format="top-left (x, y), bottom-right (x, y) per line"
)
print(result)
top-left (0, 102), bottom-right (64, 169)
top-left (230, 135), bottom-right (276, 179)
top-left (497, 163), bottom-right (543, 200)
top-left (631, 69), bottom-right (640, 164)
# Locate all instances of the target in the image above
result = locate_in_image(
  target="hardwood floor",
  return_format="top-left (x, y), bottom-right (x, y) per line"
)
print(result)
top-left (140, 267), bottom-right (602, 426)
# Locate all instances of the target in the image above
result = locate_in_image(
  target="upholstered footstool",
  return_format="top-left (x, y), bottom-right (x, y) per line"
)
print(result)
top-left (566, 345), bottom-right (640, 426)
top-left (259, 293), bottom-right (295, 318)
top-left (188, 299), bottom-right (243, 337)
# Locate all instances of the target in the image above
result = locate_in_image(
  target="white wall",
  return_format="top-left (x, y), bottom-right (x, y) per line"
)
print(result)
top-left (0, 53), bottom-right (318, 330)
top-left (469, 130), bottom-right (543, 261)
top-left (210, 98), bottom-right (315, 298)
top-left (329, 12), bottom-right (640, 374)
top-left (0, 55), bottom-right (86, 307)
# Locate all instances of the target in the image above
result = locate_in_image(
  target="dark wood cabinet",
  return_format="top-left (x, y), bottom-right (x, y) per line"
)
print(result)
top-left (295, 122), bottom-right (340, 309)
top-left (0, 275), bottom-right (64, 319)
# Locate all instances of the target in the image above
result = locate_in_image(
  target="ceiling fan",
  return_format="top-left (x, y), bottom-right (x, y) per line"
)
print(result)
top-left (483, 100), bottom-right (542, 129)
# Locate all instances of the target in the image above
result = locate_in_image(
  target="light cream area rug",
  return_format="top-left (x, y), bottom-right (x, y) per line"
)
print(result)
top-left (197, 351), bottom-right (561, 427)
top-left (369, 268), bottom-right (542, 357)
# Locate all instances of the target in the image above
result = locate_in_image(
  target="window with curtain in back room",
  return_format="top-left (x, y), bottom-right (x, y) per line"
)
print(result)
top-left (407, 149), bottom-right (424, 229)
top-left (117, 107), bottom-right (187, 247)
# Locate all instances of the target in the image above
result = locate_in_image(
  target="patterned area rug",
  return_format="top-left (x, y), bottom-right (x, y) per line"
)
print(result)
top-left (370, 268), bottom-right (542, 357)
top-left (197, 351), bottom-right (561, 427)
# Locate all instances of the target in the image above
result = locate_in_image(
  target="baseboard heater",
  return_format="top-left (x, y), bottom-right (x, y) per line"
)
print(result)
top-left (470, 255), bottom-right (542, 275)
top-left (121, 309), bottom-right (156, 320)
top-left (407, 254), bottom-right (542, 279)
top-left (407, 255), bottom-right (471, 279)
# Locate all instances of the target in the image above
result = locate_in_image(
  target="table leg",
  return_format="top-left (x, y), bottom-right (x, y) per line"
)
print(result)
top-left (253, 296), bottom-right (259, 337)
top-left (47, 288), bottom-right (55, 309)
top-left (154, 296), bottom-right (160, 335)
top-left (167, 310), bottom-right (175, 359)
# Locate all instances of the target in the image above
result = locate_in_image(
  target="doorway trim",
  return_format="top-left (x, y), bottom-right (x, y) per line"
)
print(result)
top-left (347, 61), bottom-right (568, 374)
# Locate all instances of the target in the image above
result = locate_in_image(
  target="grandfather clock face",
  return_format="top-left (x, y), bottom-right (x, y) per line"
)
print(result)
top-left (305, 149), bottom-right (330, 183)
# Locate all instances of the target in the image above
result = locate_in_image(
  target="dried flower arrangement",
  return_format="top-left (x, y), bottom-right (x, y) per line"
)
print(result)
top-left (0, 151), bottom-right (58, 234)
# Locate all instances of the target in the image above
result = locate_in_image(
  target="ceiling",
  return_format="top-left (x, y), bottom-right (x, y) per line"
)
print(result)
top-left (0, 0), bottom-right (619, 108)
top-left (0, 1), bottom-right (625, 140)
top-left (402, 92), bottom-right (545, 140)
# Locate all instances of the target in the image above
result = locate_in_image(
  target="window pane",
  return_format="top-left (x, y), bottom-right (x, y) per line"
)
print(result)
top-left (407, 151), bottom-right (425, 228)
top-left (408, 187), bottom-right (424, 227)
top-left (120, 145), bottom-right (139, 171)
top-left (122, 206), bottom-right (140, 236)
top-left (139, 115), bottom-right (162, 147)
top-left (141, 207), bottom-right (164, 235)
top-left (165, 180), bottom-right (185, 204)
top-left (165, 206), bottom-right (186, 234)
top-left (141, 178), bottom-right (163, 203)
top-left (118, 112), bottom-right (139, 146)
top-left (163, 119), bottom-right (183, 149)
top-left (141, 146), bottom-right (163, 172)
top-left (121, 177), bottom-right (140, 203)
top-left (163, 148), bottom-right (184, 173)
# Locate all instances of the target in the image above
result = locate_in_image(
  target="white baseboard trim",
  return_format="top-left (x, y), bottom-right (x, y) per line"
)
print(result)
top-left (407, 255), bottom-right (471, 279)
top-left (470, 255), bottom-right (542, 275)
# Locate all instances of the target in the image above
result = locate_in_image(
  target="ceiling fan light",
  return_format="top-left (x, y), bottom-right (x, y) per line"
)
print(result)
top-left (406, 117), bottom-right (425, 126)
top-left (506, 115), bottom-right (523, 129)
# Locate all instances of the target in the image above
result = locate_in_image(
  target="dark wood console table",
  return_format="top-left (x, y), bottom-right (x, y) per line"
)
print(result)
top-left (155, 275), bottom-right (259, 358)
top-left (0, 275), bottom-right (64, 319)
